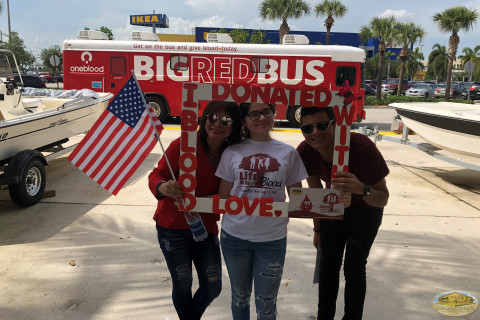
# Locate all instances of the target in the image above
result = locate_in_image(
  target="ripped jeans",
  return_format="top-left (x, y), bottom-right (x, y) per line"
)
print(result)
top-left (220, 230), bottom-right (286, 320)
top-left (156, 225), bottom-right (222, 320)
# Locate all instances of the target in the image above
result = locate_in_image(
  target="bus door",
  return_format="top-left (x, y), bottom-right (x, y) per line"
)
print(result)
top-left (106, 54), bottom-right (128, 95)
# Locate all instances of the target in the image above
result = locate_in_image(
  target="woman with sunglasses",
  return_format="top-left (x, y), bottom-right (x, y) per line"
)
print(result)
top-left (216, 103), bottom-right (308, 320)
top-left (148, 101), bottom-right (242, 320)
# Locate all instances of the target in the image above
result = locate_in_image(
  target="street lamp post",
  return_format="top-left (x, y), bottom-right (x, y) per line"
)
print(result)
top-left (7, 0), bottom-right (11, 42)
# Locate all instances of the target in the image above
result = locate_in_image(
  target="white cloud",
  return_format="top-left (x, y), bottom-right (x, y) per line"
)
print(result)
top-left (379, 9), bottom-right (414, 21)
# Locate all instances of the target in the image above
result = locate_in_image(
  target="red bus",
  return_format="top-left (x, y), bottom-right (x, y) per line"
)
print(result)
top-left (63, 31), bottom-right (366, 126)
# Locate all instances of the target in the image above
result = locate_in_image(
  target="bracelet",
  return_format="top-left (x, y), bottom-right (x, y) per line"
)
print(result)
top-left (313, 228), bottom-right (321, 232)
top-left (156, 181), bottom-right (166, 200)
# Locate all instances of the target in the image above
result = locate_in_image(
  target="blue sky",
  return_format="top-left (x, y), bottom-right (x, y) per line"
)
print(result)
top-left (1, 0), bottom-right (480, 61)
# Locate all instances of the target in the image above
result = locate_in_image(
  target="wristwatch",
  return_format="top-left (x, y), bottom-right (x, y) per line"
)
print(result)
top-left (361, 184), bottom-right (371, 197)
top-left (156, 181), bottom-right (167, 200)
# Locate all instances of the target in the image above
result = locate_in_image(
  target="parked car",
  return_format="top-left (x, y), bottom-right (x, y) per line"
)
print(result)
top-left (381, 78), bottom-right (413, 95)
top-left (463, 82), bottom-right (480, 100)
top-left (365, 79), bottom-right (377, 89)
top-left (38, 72), bottom-right (55, 83)
top-left (434, 84), bottom-right (464, 99)
top-left (56, 73), bottom-right (63, 82)
top-left (364, 84), bottom-right (376, 97)
top-left (14, 74), bottom-right (47, 88)
top-left (405, 83), bottom-right (436, 98)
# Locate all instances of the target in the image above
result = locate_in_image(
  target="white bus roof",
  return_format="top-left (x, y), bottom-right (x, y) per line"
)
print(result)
top-left (63, 39), bottom-right (366, 63)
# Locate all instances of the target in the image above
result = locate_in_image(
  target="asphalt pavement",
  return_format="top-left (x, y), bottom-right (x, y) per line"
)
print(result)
top-left (1, 110), bottom-right (479, 320)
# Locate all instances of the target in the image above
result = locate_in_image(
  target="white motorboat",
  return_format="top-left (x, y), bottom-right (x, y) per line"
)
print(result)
top-left (0, 49), bottom-right (112, 206)
top-left (389, 102), bottom-right (480, 158)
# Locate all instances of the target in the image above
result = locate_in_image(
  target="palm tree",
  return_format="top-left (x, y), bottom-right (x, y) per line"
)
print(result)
top-left (360, 16), bottom-right (398, 99)
top-left (259, 0), bottom-right (310, 44)
top-left (405, 47), bottom-right (425, 80)
top-left (315, 0), bottom-right (347, 45)
top-left (458, 45), bottom-right (480, 65)
top-left (433, 6), bottom-right (478, 99)
top-left (394, 22), bottom-right (425, 95)
top-left (427, 43), bottom-right (448, 82)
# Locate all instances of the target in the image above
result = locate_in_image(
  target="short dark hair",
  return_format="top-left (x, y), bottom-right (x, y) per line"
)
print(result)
top-left (199, 101), bottom-right (243, 153)
top-left (300, 107), bottom-right (335, 124)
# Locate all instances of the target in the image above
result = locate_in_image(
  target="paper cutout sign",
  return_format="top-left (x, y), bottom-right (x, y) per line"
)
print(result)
top-left (288, 188), bottom-right (344, 219)
top-left (177, 82), bottom-right (355, 219)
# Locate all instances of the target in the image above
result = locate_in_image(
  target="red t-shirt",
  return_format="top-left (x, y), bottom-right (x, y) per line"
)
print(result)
top-left (297, 132), bottom-right (389, 214)
top-left (148, 134), bottom-right (220, 235)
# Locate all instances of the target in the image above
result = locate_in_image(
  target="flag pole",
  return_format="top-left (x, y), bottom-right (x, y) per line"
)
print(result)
top-left (131, 70), bottom-right (188, 209)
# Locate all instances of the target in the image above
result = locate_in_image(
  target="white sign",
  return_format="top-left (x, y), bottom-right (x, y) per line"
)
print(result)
top-left (465, 60), bottom-right (475, 74)
top-left (49, 55), bottom-right (60, 67)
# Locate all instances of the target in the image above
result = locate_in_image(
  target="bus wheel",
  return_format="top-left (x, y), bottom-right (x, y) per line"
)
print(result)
top-left (9, 158), bottom-right (46, 207)
top-left (147, 96), bottom-right (169, 123)
top-left (286, 106), bottom-right (301, 128)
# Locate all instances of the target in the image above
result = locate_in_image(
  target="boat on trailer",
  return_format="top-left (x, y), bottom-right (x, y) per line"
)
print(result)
top-left (0, 49), bottom-right (113, 206)
top-left (389, 102), bottom-right (480, 159)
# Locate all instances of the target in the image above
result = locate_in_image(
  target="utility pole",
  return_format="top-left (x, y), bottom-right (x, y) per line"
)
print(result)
top-left (7, 0), bottom-right (11, 42)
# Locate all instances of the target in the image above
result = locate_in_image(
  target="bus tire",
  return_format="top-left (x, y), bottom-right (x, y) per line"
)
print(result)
top-left (286, 105), bottom-right (301, 128)
top-left (9, 158), bottom-right (46, 207)
top-left (147, 96), bottom-right (169, 123)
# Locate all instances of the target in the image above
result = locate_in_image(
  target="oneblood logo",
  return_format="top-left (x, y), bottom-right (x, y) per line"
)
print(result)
top-left (70, 51), bottom-right (104, 73)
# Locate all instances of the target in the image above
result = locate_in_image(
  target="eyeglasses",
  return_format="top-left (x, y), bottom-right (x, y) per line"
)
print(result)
top-left (300, 120), bottom-right (334, 134)
top-left (247, 109), bottom-right (274, 120)
top-left (207, 113), bottom-right (234, 127)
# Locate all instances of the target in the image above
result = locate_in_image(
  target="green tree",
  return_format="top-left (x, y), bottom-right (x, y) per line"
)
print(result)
top-left (259, 0), bottom-right (310, 44)
top-left (394, 22), bottom-right (425, 95)
top-left (229, 29), bottom-right (250, 43)
top-left (426, 43), bottom-right (448, 82)
top-left (458, 46), bottom-right (480, 81)
top-left (84, 26), bottom-right (114, 40)
top-left (360, 16), bottom-right (398, 99)
top-left (250, 29), bottom-right (270, 44)
top-left (315, 0), bottom-right (347, 45)
top-left (405, 47), bottom-right (425, 80)
top-left (433, 6), bottom-right (478, 99)
top-left (0, 31), bottom-right (35, 71)
top-left (40, 45), bottom-right (62, 73)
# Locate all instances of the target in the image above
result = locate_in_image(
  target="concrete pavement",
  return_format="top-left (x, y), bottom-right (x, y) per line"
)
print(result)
top-left (1, 126), bottom-right (479, 320)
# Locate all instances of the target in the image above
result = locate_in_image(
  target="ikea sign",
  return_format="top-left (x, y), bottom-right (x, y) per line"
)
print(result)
top-left (130, 14), bottom-right (169, 28)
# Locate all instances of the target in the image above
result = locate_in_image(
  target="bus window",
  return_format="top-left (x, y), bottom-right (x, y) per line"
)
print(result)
top-left (336, 66), bottom-right (356, 86)
top-left (250, 57), bottom-right (269, 73)
top-left (170, 55), bottom-right (189, 71)
top-left (110, 57), bottom-right (126, 75)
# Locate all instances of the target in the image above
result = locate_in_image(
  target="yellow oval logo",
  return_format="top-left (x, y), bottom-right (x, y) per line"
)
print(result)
top-left (291, 188), bottom-right (302, 195)
top-left (433, 291), bottom-right (478, 317)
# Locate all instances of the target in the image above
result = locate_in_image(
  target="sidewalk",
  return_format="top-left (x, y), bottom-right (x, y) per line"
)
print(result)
top-left (0, 129), bottom-right (479, 320)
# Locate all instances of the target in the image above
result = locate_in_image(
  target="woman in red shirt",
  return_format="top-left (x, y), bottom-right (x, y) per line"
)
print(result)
top-left (148, 101), bottom-right (242, 320)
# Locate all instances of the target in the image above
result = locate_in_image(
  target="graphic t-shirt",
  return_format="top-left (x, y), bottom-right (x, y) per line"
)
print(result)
top-left (216, 139), bottom-right (308, 242)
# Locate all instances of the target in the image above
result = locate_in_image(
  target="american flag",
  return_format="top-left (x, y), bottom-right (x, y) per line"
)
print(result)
top-left (68, 76), bottom-right (161, 195)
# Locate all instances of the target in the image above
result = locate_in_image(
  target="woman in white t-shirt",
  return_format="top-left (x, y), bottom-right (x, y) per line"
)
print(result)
top-left (216, 102), bottom-right (308, 320)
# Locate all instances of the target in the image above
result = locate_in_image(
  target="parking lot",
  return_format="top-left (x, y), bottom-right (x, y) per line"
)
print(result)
top-left (1, 113), bottom-right (479, 319)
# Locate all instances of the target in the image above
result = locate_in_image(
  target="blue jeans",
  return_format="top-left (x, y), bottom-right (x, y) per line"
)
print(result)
top-left (156, 225), bottom-right (222, 320)
top-left (220, 230), bottom-right (286, 320)
top-left (317, 209), bottom-right (383, 320)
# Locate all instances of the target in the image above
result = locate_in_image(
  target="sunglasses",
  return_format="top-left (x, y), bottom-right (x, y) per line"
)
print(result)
top-left (247, 109), bottom-right (274, 120)
top-left (208, 113), bottom-right (234, 127)
top-left (300, 120), bottom-right (334, 134)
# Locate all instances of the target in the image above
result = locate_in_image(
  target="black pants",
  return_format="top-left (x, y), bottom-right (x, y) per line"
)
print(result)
top-left (317, 209), bottom-right (382, 320)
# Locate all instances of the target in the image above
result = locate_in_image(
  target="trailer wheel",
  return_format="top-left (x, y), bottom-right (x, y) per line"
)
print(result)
top-left (147, 96), bottom-right (169, 123)
top-left (286, 105), bottom-right (301, 128)
top-left (9, 158), bottom-right (46, 207)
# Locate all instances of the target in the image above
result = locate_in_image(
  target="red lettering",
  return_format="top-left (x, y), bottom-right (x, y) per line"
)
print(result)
top-left (231, 85), bottom-right (251, 104)
top-left (340, 125), bottom-right (347, 145)
top-left (314, 87), bottom-right (332, 107)
top-left (259, 198), bottom-right (274, 216)
top-left (180, 131), bottom-right (195, 153)
top-left (212, 84), bottom-right (230, 101)
top-left (179, 153), bottom-right (197, 172)
top-left (333, 105), bottom-right (355, 126)
top-left (251, 86), bottom-right (271, 104)
top-left (335, 145), bottom-right (350, 166)
top-left (181, 110), bottom-right (198, 131)
top-left (300, 89), bottom-right (314, 107)
top-left (212, 195), bottom-right (226, 214)
top-left (180, 193), bottom-right (196, 211)
top-left (243, 197), bottom-right (259, 216)
top-left (178, 173), bottom-right (197, 192)
top-left (270, 87), bottom-right (288, 105)
top-left (225, 196), bottom-right (243, 215)
top-left (183, 83), bottom-right (198, 108)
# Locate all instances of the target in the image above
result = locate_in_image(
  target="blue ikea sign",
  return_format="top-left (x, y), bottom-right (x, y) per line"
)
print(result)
top-left (130, 14), bottom-right (169, 28)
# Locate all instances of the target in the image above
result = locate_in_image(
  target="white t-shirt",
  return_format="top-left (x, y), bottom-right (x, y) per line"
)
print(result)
top-left (216, 138), bottom-right (308, 242)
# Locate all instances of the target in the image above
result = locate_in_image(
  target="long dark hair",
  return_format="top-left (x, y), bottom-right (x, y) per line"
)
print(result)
top-left (199, 101), bottom-right (243, 155)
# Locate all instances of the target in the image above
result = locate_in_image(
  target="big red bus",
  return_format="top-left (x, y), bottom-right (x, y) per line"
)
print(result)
top-left (63, 31), bottom-right (366, 126)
